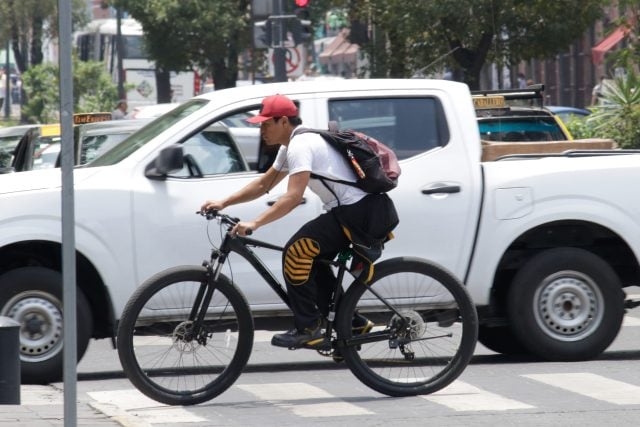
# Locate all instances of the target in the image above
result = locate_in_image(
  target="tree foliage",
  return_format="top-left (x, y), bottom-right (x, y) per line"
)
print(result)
top-left (21, 57), bottom-right (120, 124)
top-left (585, 70), bottom-right (640, 149)
top-left (0, 0), bottom-right (88, 73)
top-left (348, 0), bottom-right (606, 89)
top-left (606, 0), bottom-right (639, 70)
top-left (116, 0), bottom-right (250, 92)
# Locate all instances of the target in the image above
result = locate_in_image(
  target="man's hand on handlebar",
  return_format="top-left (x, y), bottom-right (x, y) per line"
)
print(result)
top-left (231, 221), bottom-right (256, 237)
top-left (200, 199), bottom-right (225, 213)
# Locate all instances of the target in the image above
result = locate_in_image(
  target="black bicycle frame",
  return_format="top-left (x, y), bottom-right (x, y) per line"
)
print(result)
top-left (215, 233), bottom-right (292, 308)
top-left (199, 225), bottom-right (410, 348)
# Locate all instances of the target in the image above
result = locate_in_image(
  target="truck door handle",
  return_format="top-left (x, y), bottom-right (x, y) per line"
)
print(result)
top-left (421, 185), bottom-right (461, 195)
top-left (267, 197), bottom-right (306, 206)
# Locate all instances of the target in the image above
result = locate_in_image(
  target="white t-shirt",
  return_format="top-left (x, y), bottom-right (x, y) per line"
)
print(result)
top-left (272, 125), bottom-right (367, 210)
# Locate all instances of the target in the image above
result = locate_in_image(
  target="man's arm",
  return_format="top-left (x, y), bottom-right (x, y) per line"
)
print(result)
top-left (232, 171), bottom-right (310, 236)
top-left (200, 166), bottom-right (288, 212)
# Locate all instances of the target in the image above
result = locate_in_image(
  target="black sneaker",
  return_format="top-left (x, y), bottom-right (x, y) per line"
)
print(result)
top-left (271, 324), bottom-right (323, 349)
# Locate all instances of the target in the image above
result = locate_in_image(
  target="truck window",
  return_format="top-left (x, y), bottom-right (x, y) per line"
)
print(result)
top-left (171, 127), bottom-right (247, 177)
top-left (328, 97), bottom-right (449, 159)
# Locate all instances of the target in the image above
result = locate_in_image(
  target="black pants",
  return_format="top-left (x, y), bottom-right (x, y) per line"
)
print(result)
top-left (283, 209), bottom-right (348, 330)
top-left (282, 193), bottom-right (398, 331)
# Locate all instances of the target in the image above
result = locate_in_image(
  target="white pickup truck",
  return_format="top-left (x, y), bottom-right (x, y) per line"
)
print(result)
top-left (1, 79), bottom-right (638, 383)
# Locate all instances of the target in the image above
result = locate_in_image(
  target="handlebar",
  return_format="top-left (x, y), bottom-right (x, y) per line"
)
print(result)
top-left (196, 210), bottom-right (253, 235)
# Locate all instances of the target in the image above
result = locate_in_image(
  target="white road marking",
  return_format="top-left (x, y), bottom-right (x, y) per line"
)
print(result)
top-left (88, 389), bottom-right (206, 425)
top-left (523, 373), bottom-right (640, 405)
top-left (623, 315), bottom-right (640, 326)
top-left (237, 382), bottom-right (373, 417)
top-left (421, 380), bottom-right (534, 411)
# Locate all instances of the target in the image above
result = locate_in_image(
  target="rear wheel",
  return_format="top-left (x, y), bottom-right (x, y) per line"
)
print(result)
top-left (507, 247), bottom-right (624, 361)
top-left (117, 266), bottom-right (253, 405)
top-left (337, 257), bottom-right (478, 397)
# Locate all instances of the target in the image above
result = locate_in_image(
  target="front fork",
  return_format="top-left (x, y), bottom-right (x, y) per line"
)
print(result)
top-left (185, 250), bottom-right (226, 344)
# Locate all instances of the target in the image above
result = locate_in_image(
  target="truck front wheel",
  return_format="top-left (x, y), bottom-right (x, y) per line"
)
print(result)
top-left (0, 267), bottom-right (93, 383)
top-left (507, 247), bottom-right (624, 361)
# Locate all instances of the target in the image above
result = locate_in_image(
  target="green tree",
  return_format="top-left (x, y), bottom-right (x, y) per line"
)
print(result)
top-left (586, 70), bottom-right (640, 149)
top-left (606, 1), bottom-right (639, 71)
top-left (116, 0), bottom-right (250, 95)
top-left (21, 57), bottom-right (120, 124)
top-left (348, 0), bottom-right (606, 89)
top-left (0, 0), bottom-right (88, 73)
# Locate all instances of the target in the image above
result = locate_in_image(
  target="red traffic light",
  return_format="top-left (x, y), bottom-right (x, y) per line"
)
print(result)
top-left (295, 0), bottom-right (309, 6)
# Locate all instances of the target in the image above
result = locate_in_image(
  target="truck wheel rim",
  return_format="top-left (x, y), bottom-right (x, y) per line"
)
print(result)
top-left (1, 291), bottom-right (64, 362)
top-left (533, 271), bottom-right (604, 342)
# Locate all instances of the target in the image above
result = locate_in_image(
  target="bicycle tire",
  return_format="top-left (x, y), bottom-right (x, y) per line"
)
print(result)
top-left (336, 257), bottom-right (478, 397)
top-left (117, 266), bottom-right (254, 405)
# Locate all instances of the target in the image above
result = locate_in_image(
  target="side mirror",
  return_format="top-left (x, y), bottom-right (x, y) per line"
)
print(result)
top-left (145, 145), bottom-right (184, 179)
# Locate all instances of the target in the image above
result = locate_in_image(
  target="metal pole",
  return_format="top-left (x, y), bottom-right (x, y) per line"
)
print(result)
top-left (116, 7), bottom-right (125, 99)
top-left (273, 0), bottom-right (287, 82)
top-left (58, 1), bottom-right (78, 426)
top-left (4, 42), bottom-right (9, 119)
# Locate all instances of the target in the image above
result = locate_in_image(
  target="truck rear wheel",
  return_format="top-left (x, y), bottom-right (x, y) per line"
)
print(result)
top-left (0, 267), bottom-right (93, 383)
top-left (507, 247), bottom-right (624, 361)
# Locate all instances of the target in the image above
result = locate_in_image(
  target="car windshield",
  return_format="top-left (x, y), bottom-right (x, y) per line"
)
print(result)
top-left (478, 117), bottom-right (565, 142)
top-left (88, 99), bottom-right (208, 167)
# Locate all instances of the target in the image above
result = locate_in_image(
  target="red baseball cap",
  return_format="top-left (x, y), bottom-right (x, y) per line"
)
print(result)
top-left (247, 94), bottom-right (298, 123)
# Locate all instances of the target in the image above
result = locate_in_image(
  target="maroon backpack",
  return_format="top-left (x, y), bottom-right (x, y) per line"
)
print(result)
top-left (296, 123), bottom-right (401, 194)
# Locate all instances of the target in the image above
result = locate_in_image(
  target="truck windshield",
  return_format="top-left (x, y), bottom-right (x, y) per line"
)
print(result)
top-left (88, 99), bottom-right (209, 167)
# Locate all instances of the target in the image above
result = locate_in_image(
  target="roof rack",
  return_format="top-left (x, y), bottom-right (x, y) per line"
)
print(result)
top-left (472, 84), bottom-right (545, 110)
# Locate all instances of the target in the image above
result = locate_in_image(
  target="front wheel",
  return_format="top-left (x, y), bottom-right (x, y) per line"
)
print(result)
top-left (117, 266), bottom-right (254, 405)
top-left (337, 257), bottom-right (478, 397)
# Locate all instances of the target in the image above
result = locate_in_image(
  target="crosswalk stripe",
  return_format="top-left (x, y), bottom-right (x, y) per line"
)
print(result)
top-left (237, 383), bottom-right (373, 417)
top-left (623, 315), bottom-right (640, 326)
top-left (87, 389), bottom-right (206, 424)
top-left (420, 380), bottom-right (535, 411)
top-left (523, 373), bottom-right (640, 405)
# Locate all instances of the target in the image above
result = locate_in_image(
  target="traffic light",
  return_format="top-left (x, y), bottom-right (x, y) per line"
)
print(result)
top-left (290, 17), bottom-right (312, 45)
top-left (295, 0), bottom-right (309, 7)
top-left (253, 19), bottom-right (272, 49)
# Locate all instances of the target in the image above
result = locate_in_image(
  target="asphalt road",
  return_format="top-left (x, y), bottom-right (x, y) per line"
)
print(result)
top-left (4, 310), bottom-right (640, 426)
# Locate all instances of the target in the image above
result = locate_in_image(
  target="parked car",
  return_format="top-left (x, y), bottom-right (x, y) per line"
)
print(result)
top-left (473, 85), bottom-right (572, 142)
top-left (0, 124), bottom-right (39, 171)
top-left (3, 117), bottom-right (149, 173)
top-left (127, 103), bottom-right (180, 119)
top-left (546, 105), bottom-right (592, 124)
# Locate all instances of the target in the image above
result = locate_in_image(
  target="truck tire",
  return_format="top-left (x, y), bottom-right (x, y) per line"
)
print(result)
top-left (507, 247), bottom-right (624, 361)
top-left (0, 267), bottom-right (93, 384)
top-left (478, 325), bottom-right (528, 356)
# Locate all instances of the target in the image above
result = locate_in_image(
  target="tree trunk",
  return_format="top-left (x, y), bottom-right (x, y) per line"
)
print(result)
top-left (155, 68), bottom-right (172, 103)
top-left (451, 32), bottom-right (493, 90)
top-left (30, 15), bottom-right (44, 66)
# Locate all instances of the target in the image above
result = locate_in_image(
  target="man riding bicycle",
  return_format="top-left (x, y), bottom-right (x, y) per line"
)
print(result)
top-left (200, 94), bottom-right (398, 349)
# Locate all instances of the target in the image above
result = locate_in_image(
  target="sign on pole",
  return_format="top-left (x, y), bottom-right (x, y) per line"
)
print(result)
top-left (269, 46), bottom-right (305, 78)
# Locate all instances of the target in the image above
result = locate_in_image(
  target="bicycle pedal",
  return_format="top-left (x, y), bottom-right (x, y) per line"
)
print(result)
top-left (303, 336), bottom-right (329, 350)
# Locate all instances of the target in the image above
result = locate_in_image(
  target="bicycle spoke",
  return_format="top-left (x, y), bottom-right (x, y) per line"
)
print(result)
top-left (117, 267), bottom-right (253, 405)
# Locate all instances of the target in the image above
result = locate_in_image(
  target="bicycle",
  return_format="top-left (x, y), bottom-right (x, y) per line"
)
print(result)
top-left (116, 210), bottom-right (478, 405)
